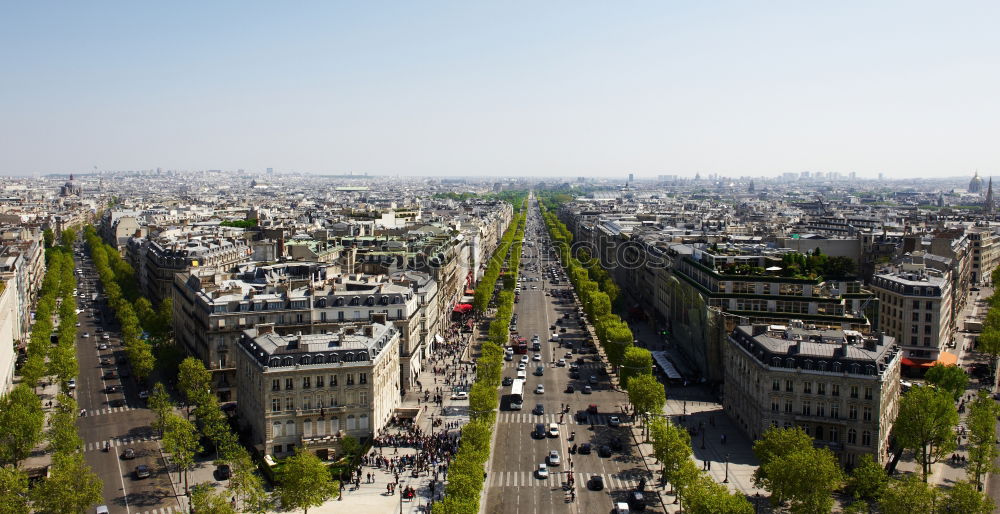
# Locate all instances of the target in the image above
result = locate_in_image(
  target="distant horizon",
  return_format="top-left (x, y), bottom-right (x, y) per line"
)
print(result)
top-left (2, 2), bottom-right (999, 178)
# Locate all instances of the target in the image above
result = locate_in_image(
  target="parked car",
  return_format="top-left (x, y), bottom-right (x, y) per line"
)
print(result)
top-left (134, 465), bottom-right (151, 479)
top-left (450, 392), bottom-right (468, 401)
top-left (502, 376), bottom-right (514, 386)
top-left (121, 448), bottom-right (135, 460)
top-left (608, 416), bottom-right (621, 427)
top-left (216, 464), bottom-right (231, 480)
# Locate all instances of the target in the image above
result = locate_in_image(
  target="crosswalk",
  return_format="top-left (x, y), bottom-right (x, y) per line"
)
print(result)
top-left (83, 434), bottom-right (159, 452)
top-left (489, 470), bottom-right (644, 490)
top-left (137, 508), bottom-right (175, 514)
top-left (81, 406), bottom-right (135, 417)
top-left (496, 412), bottom-right (618, 425)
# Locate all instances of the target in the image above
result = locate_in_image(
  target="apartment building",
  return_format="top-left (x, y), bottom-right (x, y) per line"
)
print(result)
top-left (870, 265), bottom-right (953, 365)
top-left (967, 224), bottom-right (1000, 285)
top-left (725, 324), bottom-right (902, 468)
top-left (172, 263), bottom-right (427, 401)
top-left (128, 231), bottom-right (252, 303)
top-left (234, 319), bottom-right (400, 460)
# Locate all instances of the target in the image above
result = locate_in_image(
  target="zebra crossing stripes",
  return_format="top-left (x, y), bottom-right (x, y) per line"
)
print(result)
top-left (496, 412), bottom-right (611, 425)
top-left (139, 508), bottom-right (175, 514)
top-left (490, 471), bottom-right (642, 490)
top-left (82, 406), bottom-right (135, 417)
top-left (84, 434), bottom-right (158, 452)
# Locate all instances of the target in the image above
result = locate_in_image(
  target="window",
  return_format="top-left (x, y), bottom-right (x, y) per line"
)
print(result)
top-left (925, 313), bottom-right (932, 323)
top-left (285, 378), bottom-right (294, 390)
top-left (296, 314), bottom-right (304, 323)
top-left (330, 375), bottom-right (338, 387)
top-left (338, 311), bottom-right (345, 321)
top-left (862, 431), bottom-right (872, 446)
top-left (829, 427), bottom-right (838, 443)
top-left (784, 401), bottom-right (792, 413)
top-left (926, 301), bottom-right (932, 310)
top-left (832, 362), bottom-right (841, 373)
top-left (316, 376), bottom-right (324, 388)
top-left (801, 401), bottom-right (811, 416)
top-left (772, 380), bottom-right (780, 391)
top-left (924, 337), bottom-right (931, 346)
top-left (803, 382), bottom-right (812, 394)
top-left (286, 444), bottom-right (295, 453)
top-left (850, 386), bottom-right (859, 399)
top-left (359, 373), bottom-right (367, 385)
top-left (359, 391), bottom-right (368, 405)
top-left (816, 403), bottom-right (825, 417)
top-left (911, 324), bottom-right (919, 334)
top-left (397, 309), bottom-right (403, 319)
top-left (321, 311), bottom-right (327, 322)
top-left (817, 383), bottom-right (826, 395)
top-left (303, 377), bottom-right (311, 389)
top-left (831, 404), bottom-right (839, 419)
top-left (832, 384), bottom-right (840, 397)
top-left (346, 374), bottom-right (354, 386)
top-left (864, 387), bottom-right (873, 400)
top-left (912, 300), bottom-right (920, 309)
top-left (272, 379), bottom-right (280, 392)
top-left (814, 426), bottom-right (823, 440)
top-left (285, 397), bottom-right (294, 411)
top-left (847, 429), bottom-right (857, 444)
top-left (273, 445), bottom-right (282, 455)
top-left (771, 398), bottom-right (779, 412)
top-left (912, 312), bottom-right (919, 322)
top-left (302, 397), bottom-right (311, 410)
top-left (863, 407), bottom-right (872, 421)
top-left (849, 405), bottom-right (858, 420)
top-left (785, 380), bottom-right (793, 392)
top-left (271, 398), bottom-right (280, 412)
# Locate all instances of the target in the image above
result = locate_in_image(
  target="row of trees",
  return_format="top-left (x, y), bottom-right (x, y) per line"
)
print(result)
top-left (472, 197), bottom-right (527, 313)
top-left (435, 201), bottom-right (527, 513)
top-left (1, 233), bottom-right (105, 512)
top-left (83, 225), bottom-right (170, 382)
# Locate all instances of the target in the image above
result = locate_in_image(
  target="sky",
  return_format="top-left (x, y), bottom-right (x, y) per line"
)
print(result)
top-left (1, 1), bottom-right (998, 179)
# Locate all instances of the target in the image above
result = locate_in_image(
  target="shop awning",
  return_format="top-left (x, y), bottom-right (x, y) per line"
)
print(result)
top-left (937, 351), bottom-right (958, 366)
top-left (435, 333), bottom-right (444, 344)
top-left (453, 303), bottom-right (473, 313)
top-left (901, 358), bottom-right (935, 368)
top-left (465, 289), bottom-right (475, 296)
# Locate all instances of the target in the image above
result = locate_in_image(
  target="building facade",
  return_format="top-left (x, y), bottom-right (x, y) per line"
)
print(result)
top-left (870, 265), bottom-right (953, 363)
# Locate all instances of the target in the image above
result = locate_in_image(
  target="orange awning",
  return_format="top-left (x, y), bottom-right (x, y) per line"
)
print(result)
top-left (936, 351), bottom-right (958, 366)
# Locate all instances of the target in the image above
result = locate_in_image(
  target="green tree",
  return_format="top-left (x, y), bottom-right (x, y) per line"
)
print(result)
top-left (48, 343), bottom-right (79, 387)
top-left (0, 466), bottom-right (30, 514)
top-left (684, 471), bottom-right (754, 514)
top-left (878, 474), bottom-right (938, 514)
top-left (31, 451), bottom-right (103, 514)
top-left (941, 480), bottom-right (994, 513)
top-left (976, 328), bottom-right (1000, 374)
top-left (162, 413), bottom-right (202, 496)
top-left (178, 356), bottom-right (212, 409)
top-left (222, 445), bottom-right (270, 513)
top-left (340, 435), bottom-right (361, 460)
top-left (190, 483), bottom-right (237, 514)
top-left (847, 454), bottom-right (888, 509)
top-left (923, 363), bottom-right (969, 402)
top-left (0, 383), bottom-right (45, 466)
top-left (761, 446), bottom-right (843, 513)
top-left (751, 425), bottom-right (813, 494)
top-left (148, 382), bottom-right (172, 436)
top-left (649, 417), bottom-right (692, 492)
top-left (619, 346), bottom-right (653, 386)
top-left (47, 393), bottom-right (83, 455)
top-left (893, 386), bottom-right (959, 481)
top-left (965, 390), bottom-right (1000, 488)
top-left (276, 450), bottom-right (339, 514)
top-left (42, 228), bottom-right (54, 249)
top-left (626, 374), bottom-right (666, 436)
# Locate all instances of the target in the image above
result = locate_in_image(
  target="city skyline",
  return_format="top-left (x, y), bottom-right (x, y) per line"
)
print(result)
top-left (2, 1), bottom-right (999, 178)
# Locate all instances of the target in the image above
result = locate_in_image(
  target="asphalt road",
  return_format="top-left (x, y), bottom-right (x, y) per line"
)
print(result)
top-left (484, 200), bottom-right (649, 514)
top-left (72, 243), bottom-right (180, 514)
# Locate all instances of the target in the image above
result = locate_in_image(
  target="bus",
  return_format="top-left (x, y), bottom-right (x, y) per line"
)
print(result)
top-left (509, 379), bottom-right (525, 410)
top-left (513, 337), bottom-right (528, 354)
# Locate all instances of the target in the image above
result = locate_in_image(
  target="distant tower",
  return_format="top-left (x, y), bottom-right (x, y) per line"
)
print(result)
top-left (748, 180), bottom-right (755, 193)
top-left (628, 173), bottom-right (634, 183)
top-left (970, 170), bottom-right (984, 194)
top-left (985, 178), bottom-right (994, 214)
top-left (937, 192), bottom-right (945, 207)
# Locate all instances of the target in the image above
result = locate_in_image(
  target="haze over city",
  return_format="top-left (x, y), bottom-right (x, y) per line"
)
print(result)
top-left (2, 1), bottom-right (999, 178)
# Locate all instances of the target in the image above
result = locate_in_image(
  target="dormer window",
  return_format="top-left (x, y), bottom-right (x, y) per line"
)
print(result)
top-left (334, 297), bottom-right (344, 306)
top-left (301, 355), bottom-right (311, 365)
top-left (350, 297), bottom-right (360, 306)
top-left (832, 362), bottom-right (841, 373)
top-left (269, 358), bottom-right (280, 367)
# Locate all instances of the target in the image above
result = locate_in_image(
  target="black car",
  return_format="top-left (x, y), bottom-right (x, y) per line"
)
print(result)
top-left (533, 424), bottom-right (547, 439)
top-left (106, 385), bottom-right (122, 393)
top-left (565, 385), bottom-right (575, 393)
top-left (578, 443), bottom-right (592, 455)
top-left (587, 475), bottom-right (604, 490)
top-left (134, 465), bottom-right (151, 479)
top-left (533, 403), bottom-right (545, 415)
top-left (502, 377), bottom-right (513, 386)
top-left (598, 445), bottom-right (612, 457)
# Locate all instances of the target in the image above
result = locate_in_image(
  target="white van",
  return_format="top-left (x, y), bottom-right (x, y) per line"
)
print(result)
top-left (516, 370), bottom-right (527, 381)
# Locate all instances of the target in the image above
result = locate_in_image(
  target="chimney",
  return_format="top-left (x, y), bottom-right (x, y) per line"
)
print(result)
top-left (372, 312), bottom-right (388, 325)
top-left (364, 325), bottom-right (374, 338)
top-left (345, 327), bottom-right (356, 335)
top-left (256, 323), bottom-right (275, 336)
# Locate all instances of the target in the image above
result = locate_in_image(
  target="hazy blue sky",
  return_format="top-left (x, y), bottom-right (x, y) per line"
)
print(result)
top-left (1, 1), bottom-right (998, 178)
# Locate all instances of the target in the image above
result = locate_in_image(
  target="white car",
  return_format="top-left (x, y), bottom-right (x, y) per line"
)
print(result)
top-left (548, 450), bottom-right (561, 466)
top-left (557, 359), bottom-right (566, 367)
top-left (67, 379), bottom-right (76, 389)
top-left (520, 355), bottom-right (529, 363)
top-left (609, 416), bottom-right (621, 427)
top-left (532, 354), bottom-right (541, 362)
top-left (451, 392), bottom-right (468, 400)
top-left (548, 423), bottom-right (559, 437)
top-left (536, 463), bottom-right (549, 478)
top-left (82, 333), bottom-right (90, 338)
top-left (517, 363), bottom-right (526, 371)
top-left (535, 384), bottom-right (545, 394)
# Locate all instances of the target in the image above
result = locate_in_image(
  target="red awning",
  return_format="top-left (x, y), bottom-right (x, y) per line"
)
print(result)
top-left (453, 304), bottom-right (473, 313)
top-left (901, 357), bottom-right (936, 368)
top-left (464, 289), bottom-right (475, 296)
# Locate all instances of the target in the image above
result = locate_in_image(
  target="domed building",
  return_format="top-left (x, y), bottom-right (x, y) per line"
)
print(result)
top-left (969, 171), bottom-right (984, 194)
top-left (59, 174), bottom-right (82, 197)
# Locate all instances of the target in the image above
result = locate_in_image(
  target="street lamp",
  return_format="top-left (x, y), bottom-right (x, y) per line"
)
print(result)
top-left (399, 479), bottom-right (405, 514)
top-left (723, 453), bottom-right (730, 483)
